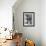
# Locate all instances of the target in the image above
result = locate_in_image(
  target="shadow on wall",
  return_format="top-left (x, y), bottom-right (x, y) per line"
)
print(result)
top-left (12, 0), bottom-right (41, 46)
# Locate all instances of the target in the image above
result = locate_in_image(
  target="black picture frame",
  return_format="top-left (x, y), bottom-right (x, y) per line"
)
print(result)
top-left (23, 12), bottom-right (35, 27)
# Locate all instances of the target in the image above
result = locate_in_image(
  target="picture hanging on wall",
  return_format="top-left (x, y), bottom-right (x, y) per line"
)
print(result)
top-left (23, 12), bottom-right (35, 27)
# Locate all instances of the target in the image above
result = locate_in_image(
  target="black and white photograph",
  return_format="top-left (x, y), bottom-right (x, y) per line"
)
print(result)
top-left (23, 12), bottom-right (35, 27)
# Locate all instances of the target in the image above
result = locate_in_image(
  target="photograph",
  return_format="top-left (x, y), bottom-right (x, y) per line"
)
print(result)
top-left (23, 12), bottom-right (35, 27)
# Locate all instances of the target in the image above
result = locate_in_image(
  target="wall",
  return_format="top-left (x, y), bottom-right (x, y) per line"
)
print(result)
top-left (41, 0), bottom-right (46, 46)
top-left (13, 0), bottom-right (42, 46)
top-left (0, 0), bottom-right (16, 30)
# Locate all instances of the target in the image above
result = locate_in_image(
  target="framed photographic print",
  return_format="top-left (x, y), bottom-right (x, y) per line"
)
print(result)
top-left (23, 12), bottom-right (35, 27)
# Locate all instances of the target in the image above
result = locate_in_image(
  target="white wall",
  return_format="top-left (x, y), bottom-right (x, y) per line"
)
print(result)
top-left (0, 0), bottom-right (16, 30)
top-left (41, 0), bottom-right (46, 46)
top-left (13, 0), bottom-right (42, 46)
